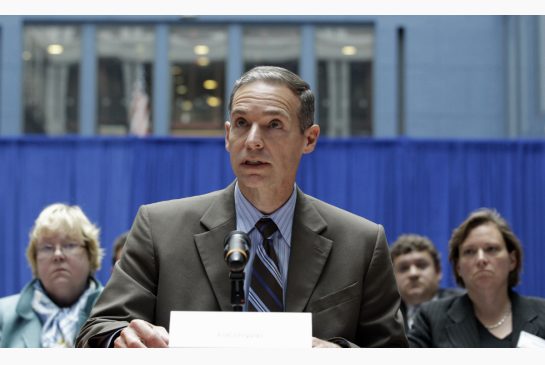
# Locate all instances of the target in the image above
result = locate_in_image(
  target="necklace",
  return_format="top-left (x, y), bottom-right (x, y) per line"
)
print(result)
top-left (484, 310), bottom-right (511, 330)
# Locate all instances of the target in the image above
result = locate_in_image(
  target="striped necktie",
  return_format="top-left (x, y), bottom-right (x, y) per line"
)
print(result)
top-left (248, 217), bottom-right (284, 312)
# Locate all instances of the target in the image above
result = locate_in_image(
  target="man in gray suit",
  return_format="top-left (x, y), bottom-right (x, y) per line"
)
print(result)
top-left (76, 66), bottom-right (407, 348)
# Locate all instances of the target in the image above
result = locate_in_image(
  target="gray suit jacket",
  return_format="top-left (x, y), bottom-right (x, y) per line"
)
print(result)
top-left (408, 291), bottom-right (545, 347)
top-left (76, 183), bottom-right (407, 347)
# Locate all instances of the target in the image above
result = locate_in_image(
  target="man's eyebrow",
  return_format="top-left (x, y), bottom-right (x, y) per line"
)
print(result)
top-left (230, 107), bottom-right (248, 115)
top-left (231, 107), bottom-right (289, 118)
top-left (263, 108), bottom-right (289, 118)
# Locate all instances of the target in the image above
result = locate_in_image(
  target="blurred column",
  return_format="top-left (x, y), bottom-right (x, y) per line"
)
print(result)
top-left (300, 25), bottom-right (318, 124)
top-left (0, 16), bottom-right (23, 135)
top-left (226, 24), bottom-right (243, 120)
top-left (300, 25), bottom-right (316, 92)
top-left (154, 24), bottom-right (169, 136)
top-left (326, 61), bottom-right (339, 136)
top-left (80, 24), bottom-right (96, 136)
top-left (539, 16), bottom-right (545, 117)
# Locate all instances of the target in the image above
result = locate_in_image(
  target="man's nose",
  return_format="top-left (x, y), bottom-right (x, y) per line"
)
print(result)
top-left (245, 124), bottom-right (264, 150)
top-left (408, 265), bottom-right (419, 276)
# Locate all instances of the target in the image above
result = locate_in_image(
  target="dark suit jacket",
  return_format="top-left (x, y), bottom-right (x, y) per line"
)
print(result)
top-left (408, 291), bottom-right (545, 347)
top-left (76, 183), bottom-right (407, 347)
top-left (400, 287), bottom-right (464, 331)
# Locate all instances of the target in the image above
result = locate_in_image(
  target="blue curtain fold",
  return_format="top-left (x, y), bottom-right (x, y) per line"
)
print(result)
top-left (1, 137), bottom-right (543, 299)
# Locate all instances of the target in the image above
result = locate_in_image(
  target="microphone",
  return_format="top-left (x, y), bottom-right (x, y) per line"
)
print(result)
top-left (224, 231), bottom-right (251, 273)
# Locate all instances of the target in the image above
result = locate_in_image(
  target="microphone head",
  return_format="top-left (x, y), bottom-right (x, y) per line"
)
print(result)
top-left (224, 231), bottom-right (251, 272)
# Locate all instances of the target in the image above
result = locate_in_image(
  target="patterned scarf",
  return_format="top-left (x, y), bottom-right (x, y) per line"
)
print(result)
top-left (31, 279), bottom-right (96, 348)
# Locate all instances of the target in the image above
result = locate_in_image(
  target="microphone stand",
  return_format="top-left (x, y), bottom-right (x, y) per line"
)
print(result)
top-left (229, 271), bottom-right (245, 311)
top-left (224, 230), bottom-right (250, 312)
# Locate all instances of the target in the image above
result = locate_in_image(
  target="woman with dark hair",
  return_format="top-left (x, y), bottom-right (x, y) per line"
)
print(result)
top-left (408, 208), bottom-right (545, 347)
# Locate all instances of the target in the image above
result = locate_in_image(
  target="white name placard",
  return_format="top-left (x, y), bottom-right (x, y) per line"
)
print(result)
top-left (517, 331), bottom-right (545, 348)
top-left (169, 311), bottom-right (312, 348)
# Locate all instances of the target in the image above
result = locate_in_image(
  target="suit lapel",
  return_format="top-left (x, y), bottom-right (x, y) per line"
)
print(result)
top-left (21, 319), bottom-right (43, 347)
top-left (15, 281), bottom-right (44, 347)
top-left (194, 184), bottom-right (334, 312)
top-left (510, 292), bottom-right (539, 346)
top-left (285, 189), bottom-right (332, 312)
top-left (194, 183), bottom-right (237, 311)
top-left (446, 295), bottom-right (480, 347)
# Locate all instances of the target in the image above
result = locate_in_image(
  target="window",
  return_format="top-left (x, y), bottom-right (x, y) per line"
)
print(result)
top-left (169, 26), bottom-right (228, 135)
top-left (23, 26), bottom-right (81, 134)
top-left (97, 26), bottom-right (155, 135)
top-left (316, 26), bottom-right (374, 136)
top-left (20, 22), bottom-right (375, 138)
top-left (243, 26), bottom-right (300, 74)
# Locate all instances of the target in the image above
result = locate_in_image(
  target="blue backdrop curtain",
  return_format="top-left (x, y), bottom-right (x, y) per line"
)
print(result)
top-left (1, 137), bottom-right (544, 299)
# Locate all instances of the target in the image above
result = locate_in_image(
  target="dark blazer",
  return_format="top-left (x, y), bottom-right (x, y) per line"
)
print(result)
top-left (76, 183), bottom-right (407, 347)
top-left (408, 291), bottom-right (545, 347)
top-left (400, 287), bottom-right (464, 331)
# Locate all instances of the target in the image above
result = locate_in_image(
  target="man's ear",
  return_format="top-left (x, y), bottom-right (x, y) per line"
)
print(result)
top-left (303, 124), bottom-right (320, 154)
top-left (225, 121), bottom-right (231, 152)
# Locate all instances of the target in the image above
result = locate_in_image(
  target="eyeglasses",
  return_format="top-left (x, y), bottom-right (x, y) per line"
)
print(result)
top-left (36, 242), bottom-right (85, 258)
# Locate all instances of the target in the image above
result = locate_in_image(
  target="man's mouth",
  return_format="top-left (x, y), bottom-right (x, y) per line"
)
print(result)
top-left (243, 160), bottom-right (268, 166)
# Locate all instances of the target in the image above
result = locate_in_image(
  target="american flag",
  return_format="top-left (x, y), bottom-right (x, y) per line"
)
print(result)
top-left (129, 65), bottom-right (150, 136)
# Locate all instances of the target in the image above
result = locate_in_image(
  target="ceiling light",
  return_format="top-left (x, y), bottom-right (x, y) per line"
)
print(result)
top-left (193, 45), bottom-right (209, 56)
top-left (196, 57), bottom-right (210, 67)
top-left (341, 46), bottom-right (357, 56)
top-left (176, 85), bottom-right (188, 95)
top-left (207, 96), bottom-right (221, 108)
top-left (47, 44), bottom-right (64, 55)
top-left (203, 80), bottom-right (218, 90)
top-left (181, 100), bottom-right (193, 111)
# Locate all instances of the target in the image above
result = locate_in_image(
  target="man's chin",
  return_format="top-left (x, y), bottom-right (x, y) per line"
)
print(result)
top-left (237, 175), bottom-right (267, 189)
top-left (404, 289), bottom-right (425, 300)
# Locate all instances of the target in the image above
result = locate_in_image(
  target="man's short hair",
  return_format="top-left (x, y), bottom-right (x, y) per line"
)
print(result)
top-left (390, 234), bottom-right (441, 273)
top-left (448, 208), bottom-right (523, 288)
top-left (228, 66), bottom-right (315, 133)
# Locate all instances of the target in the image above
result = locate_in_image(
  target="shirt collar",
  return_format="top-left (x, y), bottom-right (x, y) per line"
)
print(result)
top-left (234, 181), bottom-right (297, 246)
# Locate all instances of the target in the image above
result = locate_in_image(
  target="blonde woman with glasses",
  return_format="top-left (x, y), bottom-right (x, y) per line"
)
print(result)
top-left (0, 203), bottom-right (104, 347)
